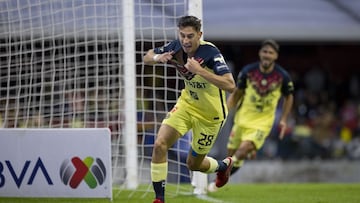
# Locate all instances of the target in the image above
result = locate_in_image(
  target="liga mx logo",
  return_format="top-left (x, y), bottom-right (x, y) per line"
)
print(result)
top-left (60, 156), bottom-right (106, 189)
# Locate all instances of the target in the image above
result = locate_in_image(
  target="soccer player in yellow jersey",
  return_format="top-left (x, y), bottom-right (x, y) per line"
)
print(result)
top-left (143, 16), bottom-right (235, 203)
top-left (208, 39), bottom-right (294, 192)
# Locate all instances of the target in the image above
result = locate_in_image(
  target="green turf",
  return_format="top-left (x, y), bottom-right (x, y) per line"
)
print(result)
top-left (1, 183), bottom-right (360, 203)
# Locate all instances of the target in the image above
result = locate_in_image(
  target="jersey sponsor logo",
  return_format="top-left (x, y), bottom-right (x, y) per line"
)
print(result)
top-left (184, 80), bottom-right (207, 89)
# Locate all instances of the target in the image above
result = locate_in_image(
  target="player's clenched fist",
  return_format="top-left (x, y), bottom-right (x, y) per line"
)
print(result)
top-left (184, 57), bottom-right (203, 74)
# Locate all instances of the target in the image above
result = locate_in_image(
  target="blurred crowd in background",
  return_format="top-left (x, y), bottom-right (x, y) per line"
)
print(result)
top-left (1, 40), bottom-right (359, 162)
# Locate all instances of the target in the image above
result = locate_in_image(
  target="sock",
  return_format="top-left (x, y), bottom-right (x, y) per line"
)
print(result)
top-left (232, 155), bottom-right (238, 162)
top-left (213, 157), bottom-right (233, 172)
top-left (216, 159), bottom-right (230, 172)
top-left (152, 180), bottom-right (165, 202)
top-left (204, 156), bottom-right (219, 173)
top-left (232, 155), bottom-right (244, 168)
top-left (216, 161), bottom-right (226, 172)
top-left (151, 162), bottom-right (168, 201)
top-left (230, 155), bottom-right (244, 175)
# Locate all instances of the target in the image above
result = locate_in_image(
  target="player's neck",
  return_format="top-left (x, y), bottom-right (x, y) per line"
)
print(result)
top-left (182, 50), bottom-right (194, 59)
top-left (260, 65), bottom-right (274, 73)
top-left (186, 51), bottom-right (196, 58)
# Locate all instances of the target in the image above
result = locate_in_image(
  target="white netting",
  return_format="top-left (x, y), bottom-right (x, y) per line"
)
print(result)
top-left (0, 0), bottom-right (124, 129)
top-left (0, 0), bottom-right (197, 198)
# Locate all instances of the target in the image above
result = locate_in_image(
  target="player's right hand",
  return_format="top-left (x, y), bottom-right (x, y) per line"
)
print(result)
top-left (278, 120), bottom-right (287, 140)
top-left (156, 51), bottom-right (174, 63)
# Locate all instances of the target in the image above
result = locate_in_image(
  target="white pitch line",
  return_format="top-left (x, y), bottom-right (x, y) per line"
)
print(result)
top-left (195, 194), bottom-right (230, 203)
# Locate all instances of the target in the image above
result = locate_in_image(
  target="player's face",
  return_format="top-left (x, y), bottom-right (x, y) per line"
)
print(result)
top-left (178, 26), bottom-right (202, 56)
top-left (259, 45), bottom-right (278, 70)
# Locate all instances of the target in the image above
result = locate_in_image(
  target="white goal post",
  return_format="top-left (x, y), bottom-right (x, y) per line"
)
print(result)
top-left (0, 0), bottom-right (207, 198)
top-left (187, 0), bottom-right (209, 196)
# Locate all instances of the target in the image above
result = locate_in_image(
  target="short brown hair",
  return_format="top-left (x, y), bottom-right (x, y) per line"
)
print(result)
top-left (177, 16), bottom-right (202, 32)
top-left (261, 39), bottom-right (279, 53)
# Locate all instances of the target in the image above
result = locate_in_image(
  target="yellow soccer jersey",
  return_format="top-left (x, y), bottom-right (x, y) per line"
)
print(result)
top-left (154, 40), bottom-right (231, 121)
top-left (234, 62), bottom-right (294, 131)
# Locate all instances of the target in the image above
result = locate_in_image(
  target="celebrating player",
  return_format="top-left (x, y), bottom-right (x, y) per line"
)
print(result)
top-left (143, 15), bottom-right (236, 203)
top-left (208, 39), bottom-right (294, 192)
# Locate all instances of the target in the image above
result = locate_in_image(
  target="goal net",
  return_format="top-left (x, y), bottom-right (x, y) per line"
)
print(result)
top-left (0, 0), bottom-right (202, 199)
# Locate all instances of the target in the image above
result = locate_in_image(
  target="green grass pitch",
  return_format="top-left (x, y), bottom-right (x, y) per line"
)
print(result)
top-left (1, 183), bottom-right (360, 203)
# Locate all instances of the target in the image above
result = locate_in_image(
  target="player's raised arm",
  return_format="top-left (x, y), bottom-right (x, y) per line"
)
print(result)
top-left (143, 49), bottom-right (174, 65)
